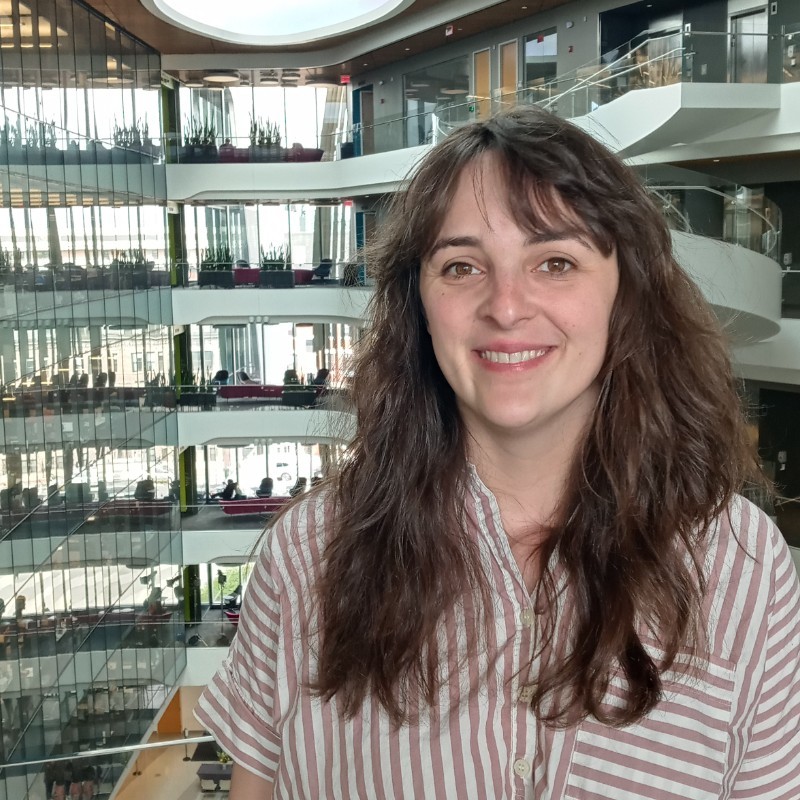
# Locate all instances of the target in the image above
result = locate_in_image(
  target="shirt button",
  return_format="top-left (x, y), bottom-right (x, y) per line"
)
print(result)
top-left (513, 758), bottom-right (531, 778)
top-left (519, 684), bottom-right (535, 703)
top-left (520, 607), bottom-right (534, 627)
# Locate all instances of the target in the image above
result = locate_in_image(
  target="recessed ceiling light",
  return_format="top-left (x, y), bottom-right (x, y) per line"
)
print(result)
top-left (203, 70), bottom-right (240, 84)
top-left (411, 82), bottom-right (430, 88)
top-left (363, 62), bottom-right (368, 66)
top-left (404, 47), bottom-right (410, 51)
top-left (440, 87), bottom-right (468, 95)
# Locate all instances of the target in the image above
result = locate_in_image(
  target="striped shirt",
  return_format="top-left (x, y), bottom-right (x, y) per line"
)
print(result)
top-left (195, 475), bottom-right (800, 799)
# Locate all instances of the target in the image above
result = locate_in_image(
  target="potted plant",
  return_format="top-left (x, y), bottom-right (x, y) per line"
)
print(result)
top-left (199, 122), bottom-right (217, 163)
top-left (0, 117), bottom-right (25, 164)
top-left (198, 246), bottom-right (235, 288)
top-left (182, 117), bottom-right (218, 163)
top-left (259, 244), bottom-right (294, 288)
top-left (250, 117), bottom-right (283, 163)
top-left (130, 249), bottom-right (154, 289)
top-left (0, 248), bottom-right (10, 288)
top-left (43, 120), bottom-right (63, 166)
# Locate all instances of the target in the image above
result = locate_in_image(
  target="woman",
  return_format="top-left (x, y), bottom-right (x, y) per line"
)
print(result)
top-left (195, 107), bottom-right (800, 798)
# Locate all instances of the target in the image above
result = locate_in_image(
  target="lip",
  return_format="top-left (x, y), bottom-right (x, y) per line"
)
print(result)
top-left (474, 344), bottom-right (554, 371)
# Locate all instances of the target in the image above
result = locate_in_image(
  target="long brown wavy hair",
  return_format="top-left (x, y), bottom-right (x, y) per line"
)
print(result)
top-left (311, 106), bottom-right (761, 727)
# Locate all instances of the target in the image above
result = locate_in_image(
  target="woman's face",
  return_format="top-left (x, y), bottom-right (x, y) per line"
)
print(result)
top-left (419, 157), bottom-right (619, 451)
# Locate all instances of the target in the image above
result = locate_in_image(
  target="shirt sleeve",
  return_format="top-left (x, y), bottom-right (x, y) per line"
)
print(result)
top-left (731, 528), bottom-right (800, 799)
top-left (194, 527), bottom-right (285, 782)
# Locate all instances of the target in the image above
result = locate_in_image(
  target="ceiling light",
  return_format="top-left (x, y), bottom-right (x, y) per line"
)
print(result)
top-left (183, 80), bottom-right (203, 88)
top-left (260, 77), bottom-right (278, 85)
top-left (203, 70), bottom-right (240, 84)
top-left (440, 87), bottom-right (468, 95)
top-left (404, 47), bottom-right (410, 51)
top-left (410, 82), bottom-right (430, 88)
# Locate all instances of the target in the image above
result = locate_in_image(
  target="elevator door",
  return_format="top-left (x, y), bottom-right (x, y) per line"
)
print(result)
top-left (730, 8), bottom-right (768, 83)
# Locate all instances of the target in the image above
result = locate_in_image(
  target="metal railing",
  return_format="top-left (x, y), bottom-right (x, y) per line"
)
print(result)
top-left (2, 733), bottom-right (219, 800)
top-left (649, 184), bottom-right (782, 261)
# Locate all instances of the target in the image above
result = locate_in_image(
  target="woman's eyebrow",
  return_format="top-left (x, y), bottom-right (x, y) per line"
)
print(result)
top-left (525, 230), bottom-right (595, 249)
top-left (427, 229), bottom-right (597, 259)
top-left (427, 235), bottom-right (481, 258)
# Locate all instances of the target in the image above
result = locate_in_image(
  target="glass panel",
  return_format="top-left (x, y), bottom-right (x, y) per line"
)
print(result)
top-left (499, 40), bottom-right (518, 109)
top-left (524, 27), bottom-right (557, 92)
top-left (473, 49), bottom-right (490, 120)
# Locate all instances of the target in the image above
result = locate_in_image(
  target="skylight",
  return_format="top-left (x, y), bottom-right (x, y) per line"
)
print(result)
top-left (141, 0), bottom-right (413, 46)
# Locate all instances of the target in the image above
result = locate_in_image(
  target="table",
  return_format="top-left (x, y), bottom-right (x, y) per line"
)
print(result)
top-left (197, 762), bottom-right (233, 792)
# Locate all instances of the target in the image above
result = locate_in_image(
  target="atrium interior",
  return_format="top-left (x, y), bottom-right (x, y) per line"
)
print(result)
top-left (0, 0), bottom-right (799, 797)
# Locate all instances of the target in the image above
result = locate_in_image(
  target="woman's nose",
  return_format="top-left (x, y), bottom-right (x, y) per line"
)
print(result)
top-left (479, 270), bottom-right (535, 328)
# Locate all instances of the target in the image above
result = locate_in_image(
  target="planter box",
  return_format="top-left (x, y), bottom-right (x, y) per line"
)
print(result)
top-left (148, 271), bottom-right (170, 287)
top-left (234, 267), bottom-right (260, 287)
top-left (282, 388), bottom-right (318, 407)
top-left (259, 270), bottom-right (295, 288)
top-left (198, 270), bottom-right (235, 288)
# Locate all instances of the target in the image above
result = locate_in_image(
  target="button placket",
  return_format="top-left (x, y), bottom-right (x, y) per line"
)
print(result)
top-left (513, 757), bottom-right (531, 778)
top-left (520, 607), bottom-right (534, 627)
top-left (518, 684), bottom-right (535, 704)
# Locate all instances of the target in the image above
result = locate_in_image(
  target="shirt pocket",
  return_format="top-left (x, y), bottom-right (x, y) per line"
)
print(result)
top-left (565, 652), bottom-right (736, 800)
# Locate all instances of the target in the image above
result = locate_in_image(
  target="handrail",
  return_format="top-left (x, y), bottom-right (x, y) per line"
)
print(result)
top-left (647, 184), bottom-right (781, 259)
top-left (1, 733), bottom-right (215, 770)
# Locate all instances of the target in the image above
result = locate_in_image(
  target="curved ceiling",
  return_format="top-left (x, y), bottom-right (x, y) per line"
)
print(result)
top-left (140, 0), bottom-right (415, 46)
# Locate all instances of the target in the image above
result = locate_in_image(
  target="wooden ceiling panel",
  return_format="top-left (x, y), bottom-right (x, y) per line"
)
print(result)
top-left (80, 0), bottom-right (573, 66)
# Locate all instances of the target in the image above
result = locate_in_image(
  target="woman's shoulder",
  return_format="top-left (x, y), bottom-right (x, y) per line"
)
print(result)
top-left (710, 493), bottom-right (786, 570)
top-left (700, 494), bottom-right (796, 651)
top-left (257, 487), bottom-right (333, 587)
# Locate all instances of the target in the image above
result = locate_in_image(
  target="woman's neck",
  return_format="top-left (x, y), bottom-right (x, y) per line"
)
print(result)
top-left (466, 418), bottom-right (586, 536)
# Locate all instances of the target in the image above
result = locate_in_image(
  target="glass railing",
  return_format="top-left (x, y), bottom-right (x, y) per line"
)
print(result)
top-left (649, 184), bottom-right (782, 261)
top-left (0, 115), bottom-right (164, 167)
top-left (0, 380), bottom-right (350, 417)
top-left (0, 383), bottom-right (178, 415)
top-left (3, 731), bottom-right (220, 800)
top-left (783, 22), bottom-right (800, 83)
top-left (0, 492), bottom-right (181, 541)
top-left (174, 382), bottom-right (349, 411)
top-left (1, 26), bottom-right (798, 176)
top-left (0, 263), bottom-right (172, 292)
top-left (184, 258), bottom-right (356, 288)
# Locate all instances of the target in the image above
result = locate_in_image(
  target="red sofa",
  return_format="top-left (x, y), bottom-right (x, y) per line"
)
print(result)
top-left (220, 496), bottom-right (292, 516)
top-left (217, 384), bottom-right (284, 402)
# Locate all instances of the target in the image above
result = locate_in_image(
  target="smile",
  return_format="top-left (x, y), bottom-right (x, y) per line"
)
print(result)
top-left (479, 349), bottom-right (548, 364)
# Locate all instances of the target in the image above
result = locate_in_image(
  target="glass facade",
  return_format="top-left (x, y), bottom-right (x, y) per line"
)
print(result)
top-left (0, 2), bottom-right (181, 797)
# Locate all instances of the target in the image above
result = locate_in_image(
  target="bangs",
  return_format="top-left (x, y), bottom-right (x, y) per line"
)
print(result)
top-left (472, 153), bottom-right (617, 257)
top-left (412, 149), bottom-right (618, 263)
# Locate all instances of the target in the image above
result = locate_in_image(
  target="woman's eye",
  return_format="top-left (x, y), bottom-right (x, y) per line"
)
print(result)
top-left (445, 262), bottom-right (478, 278)
top-left (538, 257), bottom-right (574, 275)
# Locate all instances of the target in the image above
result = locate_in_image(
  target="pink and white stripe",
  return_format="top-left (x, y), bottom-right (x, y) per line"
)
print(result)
top-left (195, 479), bottom-right (800, 799)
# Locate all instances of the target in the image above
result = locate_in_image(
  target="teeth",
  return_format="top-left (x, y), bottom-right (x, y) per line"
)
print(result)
top-left (480, 349), bottom-right (547, 364)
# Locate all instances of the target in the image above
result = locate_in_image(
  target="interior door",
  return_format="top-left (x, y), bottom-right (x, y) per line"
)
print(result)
top-left (730, 8), bottom-right (768, 83)
top-left (498, 40), bottom-right (518, 110)
top-left (473, 49), bottom-right (491, 120)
